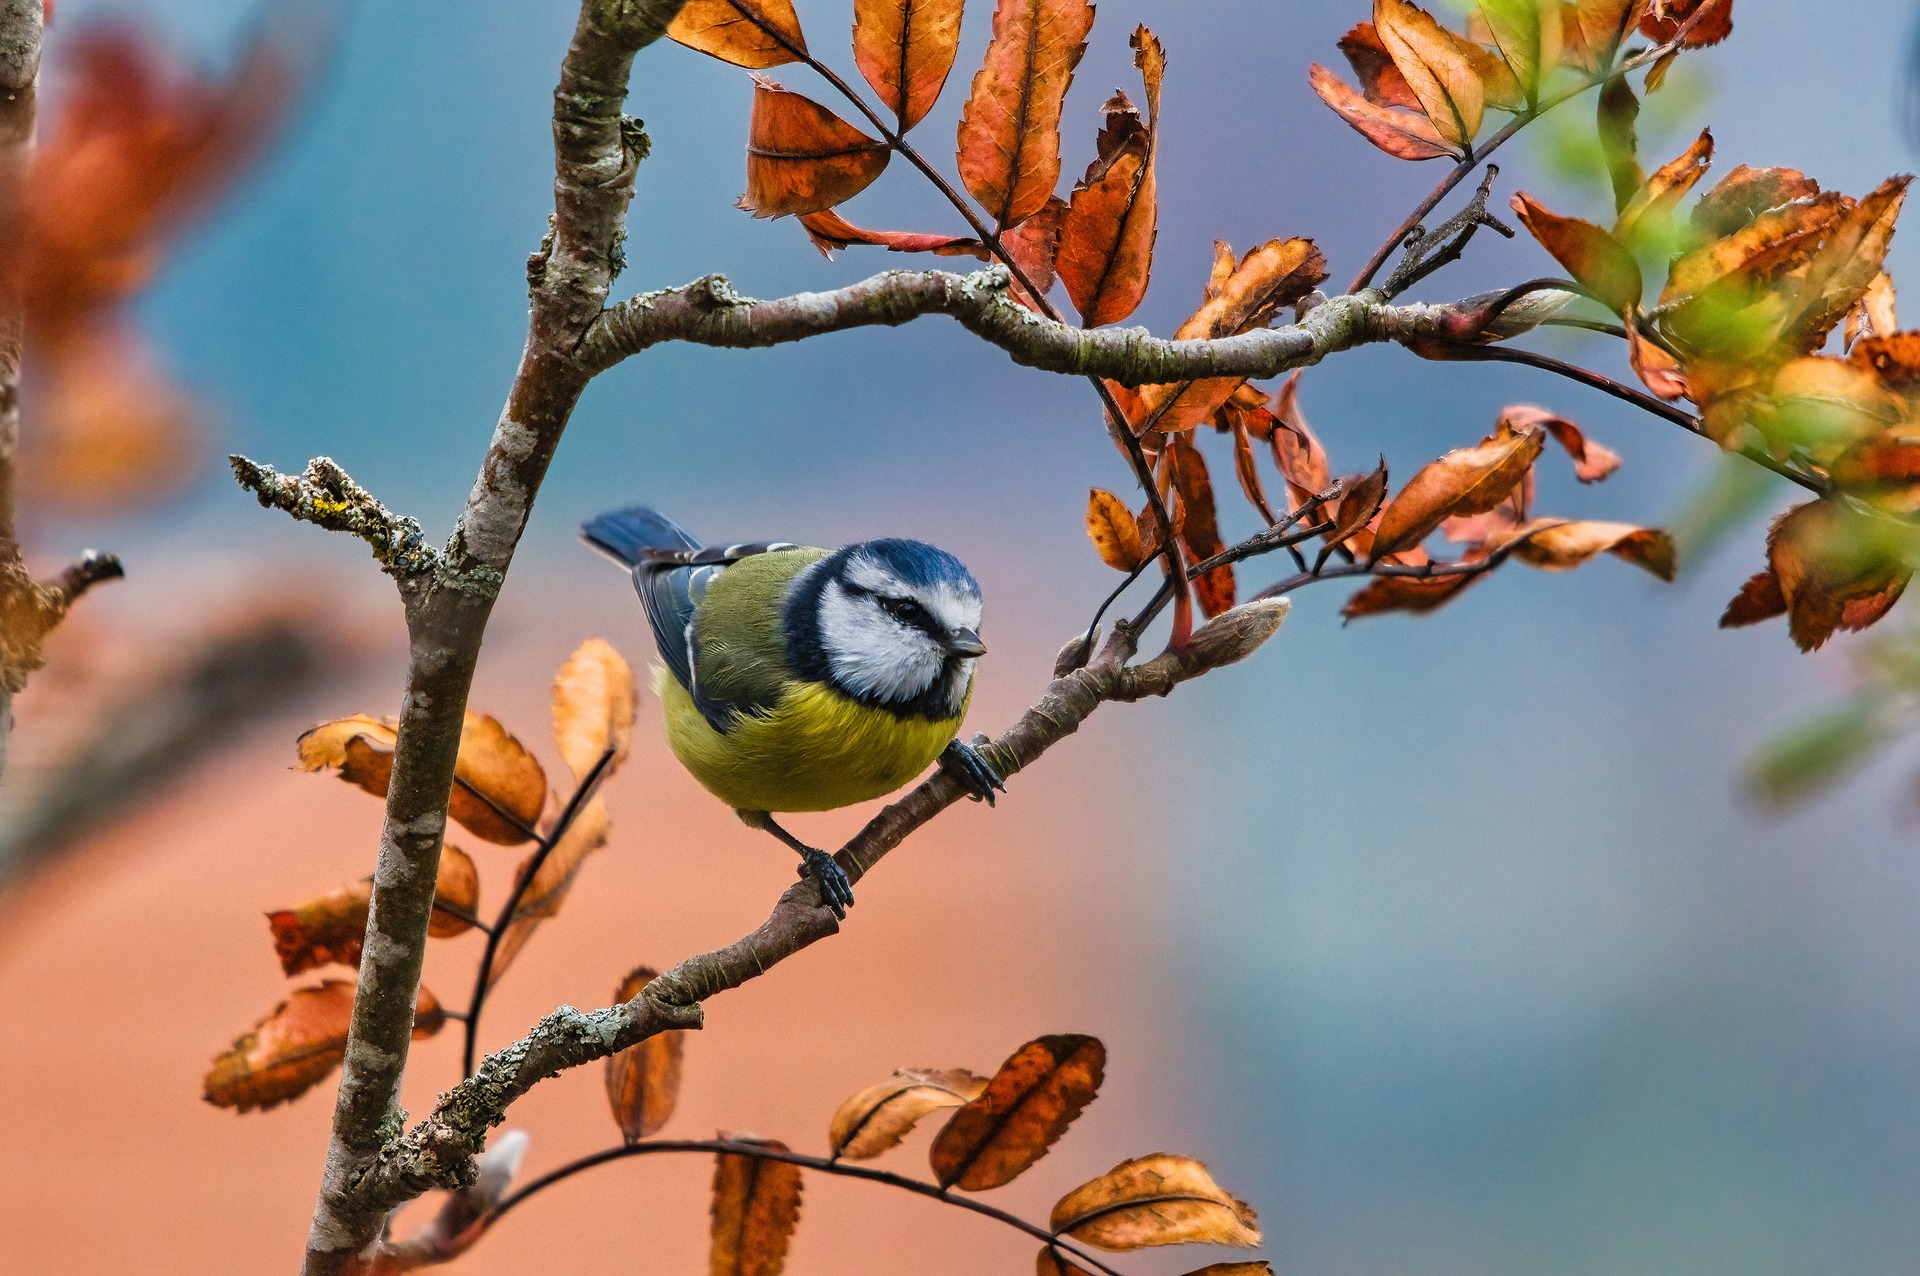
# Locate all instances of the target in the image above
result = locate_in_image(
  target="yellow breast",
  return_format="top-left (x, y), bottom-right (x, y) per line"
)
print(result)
top-left (656, 666), bottom-right (966, 813)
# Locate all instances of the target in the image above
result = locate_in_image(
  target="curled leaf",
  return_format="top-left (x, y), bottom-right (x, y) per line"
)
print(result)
top-left (669, 0), bottom-right (807, 69)
top-left (797, 209), bottom-right (986, 259)
top-left (1764, 499), bottom-right (1912, 651)
top-left (607, 965), bottom-right (687, 1141)
top-left (740, 78), bottom-right (890, 218)
top-left (1505, 519), bottom-right (1676, 578)
top-left (956, 0), bottom-right (1095, 227)
top-left (853, 0), bottom-right (965, 131)
top-left (492, 798), bottom-right (614, 976)
top-left (1510, 192), bottom-right (1641, 314)
top-left (829, 1067), bottom-right (989, 1160)
top-left (552, 637), bottom-right (637, 785)
top-left (1087, 488), bottom-right (1147, 572)
top-left (1308, 63), bottom-right (1454, 161)
top-left (296, 711), bottom-right (547, 845)
top-left (1170, 436), bottom-right (1235, 617)
top-left (1498, 405), bottom-right (1620, 482)
top-left (930, 1033), bottom-right (1105, 1191)
top-left (1637, 0), bottom-right (1732, 48)
top-left (711, 1136), bottom-right (804, 1276)
top-left (1058, 84), bottom-right (1158, 327)
top-left (271, 845), bottom-right (479, 977)
top-left (1051, 1154), bottom-right (1262, 1251)
top-left (1615, 128), bottom-right (1713, 244)
top-left (204, 981), bottom-right (442, 1113)
top-left (1373, 0), bottom-right (1485, 149)
top-left (1341, 566), bottom-right (1485, 618)
top-left (1371, 419), bottom-right (1546, 558)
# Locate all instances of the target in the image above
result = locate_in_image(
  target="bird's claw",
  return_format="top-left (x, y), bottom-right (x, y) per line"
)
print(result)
top-left (799, 846), bottom-right (853, 918)
top-left (941, 738), bottom-right (1007, 806)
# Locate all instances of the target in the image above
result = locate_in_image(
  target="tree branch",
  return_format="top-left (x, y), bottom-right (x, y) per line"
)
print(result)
top-left (230, 455), bottom-right (438, 582)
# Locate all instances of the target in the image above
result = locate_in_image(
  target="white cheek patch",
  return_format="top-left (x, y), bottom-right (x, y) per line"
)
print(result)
top-left (818, 580), bottom-right (946, 706)
top-left (915, 581), bottom-right (982, 636)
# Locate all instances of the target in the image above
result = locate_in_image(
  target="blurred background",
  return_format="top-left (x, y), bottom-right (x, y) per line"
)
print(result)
top-left (4, 0), bottom-right (1920, 1272)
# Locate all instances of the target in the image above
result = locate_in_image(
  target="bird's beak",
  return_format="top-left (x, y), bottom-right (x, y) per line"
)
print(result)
top-left (946, 627), bottom-right (987, 658)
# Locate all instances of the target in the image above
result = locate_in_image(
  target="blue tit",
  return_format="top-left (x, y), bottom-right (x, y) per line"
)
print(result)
top-left (582, 507), bottom-right (1006, 916)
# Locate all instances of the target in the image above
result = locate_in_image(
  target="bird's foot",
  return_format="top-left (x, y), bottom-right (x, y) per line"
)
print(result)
top-left (798, 846), bottom-right (854, 919)
top-left (940, 738), bottom-right (1007, 806)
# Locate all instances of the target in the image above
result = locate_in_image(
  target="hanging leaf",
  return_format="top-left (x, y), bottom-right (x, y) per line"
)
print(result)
top-left (1615, 128), bottom-right (1713, 244)
top-left (1510, 192), bottom-right (1641, 314)
top-left (551, 637), bottom-right (637, 785)
top-left (1272, 373), bottom-right (1334, 510)
top-left (710, 1136), bottom-right (804, 1276)
top-left (955, 0), bottom-right (1096, 228)
top-left (1628, 326), bottom-right (1688, 399)
top-left (1758, 499), bottom-right (1912, 651)
top-left (853, 0), bottom-right (965, 132)
top-left (1372, 0), bottom-right (1485, 149)
top-left (1087, 488), bottom-right (1148, 572)
top-left (1051, 1154), bottom-right (1262, 1251)
top-left (1003, 196), bottom-right (1068, 311)
top-left (1058, 29), bottom-right (1164, 326)
top-left (739, 78), bottom-right (890, 218)
top-left (1637, 0), bottom-right (1732, 48)
top-left (1320, 460), bottom-right (1391, 562)
top-left (1562, 0), bottom-right (1649, 71)
top-left (1341, 565), bottom-right (1486, 618)
top-left (1502, 519), bottom-right (1677, 578)
top-left (929, 1034), bottom-right (1105, 1191)
top-left (1308, 63), bottom-right (1455, 161)
top-left (1497, 405), bottom-right (1621, 482)
top-left (1596, 77), bottom-right (1642, 214)
top-left (1478, 0), bottom-right (1561, 103)
top-left (1371, 419), bottom-right (1546, 558)
top-left (1036, 1249), bottom-right (1101, 1276)
top-left (1169, 436), bottom-right (1235, 617)
top-left (669, 0), bottom-right (808, 69)
top-left (798, 208), bottom-right (987, 259)
top-left (296, 711), bottom-right (546, 845)
top-left (607, 965), bottom-right (688, 1141)
top-left (1337, 22), bottom-right (1421, 109)
top-left (828, 1067), bottom-right (989, 1160)
top-left (1228, 410), bottom-right (1279, 525)
top-left (1719, 568), bottom-right (1787, 628)
top-left (268, 844), bottom-right (479, 977)
top-left (491, 798), bottom-right (615, 976)
top-left (204, 981), bottom-right (443, 1113)
top-left (1782, 175), bottom-right (1911, 351)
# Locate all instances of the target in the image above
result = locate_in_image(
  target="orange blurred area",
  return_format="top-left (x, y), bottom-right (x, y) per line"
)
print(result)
top-left (0, 569), bottom-right (1205, 1275)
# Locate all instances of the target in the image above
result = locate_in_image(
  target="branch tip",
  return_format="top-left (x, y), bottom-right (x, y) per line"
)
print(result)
top-left (230, 454), bottom-right (437, 581)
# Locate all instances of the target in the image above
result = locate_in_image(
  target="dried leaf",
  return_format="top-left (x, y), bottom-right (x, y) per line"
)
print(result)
top-left (829, 1067), bottom-right (989, 1160)
top-left (1036, 1250), bottom-right (1100, 1276)
top-left (710, 1136), bottom-right (803, 1276)
top-left (1845, 272), bottom-right (1898, 350)
top-left (1637, 0), bottom-right (1732, 48)
top-left (930, 1034), bottom-right (1105, 1191)
top-left (1338, 22), bottom-right (1421, 110)
top-left (1505, 519), bottom-right (1676, 578)
top-left (1766, 499), bottom-right (1912, 651)
top-left (1628, 325), bottom-right (1688, 399)
top-left (1664, 192), bottom-right (1848, 305)
top-left (853, 0), bottom-right (965, 131)
top-left (1228, 411), bottom-right (1279, 525)
top-left (266, 845), bottom-right (478, 975)
top-left (956, 0), bottom-right (1095, 227)
top-left (1051, 1154), bottom-right (1262, 1250)
top-left (1177, 1266), bottom-right (1277, 1276)
top-left (492, 798), bottom-right (614, 976)
top-left (1169, 436), bottom-right (1235, 617)
top-left (1561, 0), bottom-right (1648, 71)
top-left (1341, 567), bottom-right (1484, 618)
top-left (740, 77), bottom-right (890, 218)
top-left (1059, 86), bottom-right (1157, 326)
top-left (1785, 175), bottom-right (1912, 351)
top-left (1499, 405), bottom-right (1620, 481)
top-left (1615, 128), bottom-right (1712, 243)
top-left (551, 637), bottom-right (637, 785)
top-left (1719, 568), bottom-right (1787, 627)
top-left (1372, 419), bottom-right (1547, 558)
top-left (1322, 461), bottom-right (1391, 558)
top-left (797, 208), bottom-right (986, 259)
top-left (296, 711), bottom-right (547, 845)
top-left (1510, 192), bottom-right (1641, 314)
top-left (1689, 164), bottom-right (1822, 241)
top-left (1373, 0), bottom-right (1485, 148)
top-left (1308, 63), bottom-right (1455, 161)
top-left (669, 0), bottom-right (807, 69)
top-left (1272, 373), bottom-right (1334, 509)
top-left (607, 965), bottom-right (687, 1141)
top-left (1003, 196), bottom-right (1067, 311)
top-left (204, 981), bottom-right (442, 1113)
top-left (1087, 488), bottom-right (1147, 572)
top-left (1478, 0), bottom-right (1561, 102)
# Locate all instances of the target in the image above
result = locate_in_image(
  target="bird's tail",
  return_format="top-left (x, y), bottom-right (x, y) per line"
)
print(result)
top-left (580, 506), bottom-right (701, 567)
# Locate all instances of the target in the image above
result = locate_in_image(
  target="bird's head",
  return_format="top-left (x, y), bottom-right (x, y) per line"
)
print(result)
top-left (784, 538), bottom-right (985, 720)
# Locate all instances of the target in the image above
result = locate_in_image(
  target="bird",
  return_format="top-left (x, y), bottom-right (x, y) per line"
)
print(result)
top-left (582, 506), bottom-right (1006, 917)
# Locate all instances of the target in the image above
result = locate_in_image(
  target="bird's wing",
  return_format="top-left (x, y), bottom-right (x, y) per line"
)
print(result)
top-left (637, 543), bottom-right (805, 733)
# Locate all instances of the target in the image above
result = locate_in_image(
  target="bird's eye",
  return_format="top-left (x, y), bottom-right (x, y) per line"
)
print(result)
top-left (881, 597), bottom-right (925, 625)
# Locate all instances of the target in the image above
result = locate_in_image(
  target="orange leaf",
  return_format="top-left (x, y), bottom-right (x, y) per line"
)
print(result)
top-left (1661, 191), bottom-right (1848, 307)
top-left (1628, 326), bottom-right (1688, 400)
top-left (1561, 0), bottom-right (1649, 71)
top-left (1689, 164), bottom-right (1822, 241)
top-left (955, 0), bottom-right (1095, 228)
top-left (204, 981), bottom-right (443, 1113)
top-left (929, 1034), bottom-right (1105, 1191)
top-left (829, 1067), bottom-right (989, 1160)
top-left (1719, 568), bottom-right (1787, 628)
top-left (1765, 499), bottom-right (1912, 650)
top-left (1785, 175), bottom-right (1912, 351)
top-left (797, 208), bottom-right (986, 259)
top-left (1373, 0), bottom-right (1485, 148)
top-left (710, 1136), bottom-right (803, 1276)
top-left (1170, 436), bottom-right (1235, 618)
top-left (1504, 519), bottom-right (1676, 578)
top-left (491, 798), bottom-right (614, 976)
top-left (1308, 63), bottom-right (1455, 161)
top-left (739, 78), bottom-right (890, 218)
top-left (668, 0), bottom-right (807, 68)
top-left (266, 844), bottom-right (478, 978)
top-left (1510, 192), bottom-right (1641, 314)
top-left (1036, 1250), bottom-right (1101, 1276)
top-left (1498, 405), bottom-right (1620, 481)
top-left (1058, 86), bottom-right (1157, 326)
top-left (1849, 332), bottom-right (1920, 392)
top-left (606, 965), bottom-right (688, 1141)
top-left (1271, 373), bottom-right (1334, 509)
top-left (551, 637), bottom-right (637, 786)
top-left (1615, 128), bottom-right (1712, 243)
top-left (1051, 1154), bottom-right (1262, 1251)
top-left (1637, 0), bottom-right (1731, 48)
top-left (1229, 411), bottom-right (1279, 525)
top-left (853, 0), bottom-right (965, 131)
top-left (26, 325), bottom-right (197, 512)
top-left (1321, 461), bottom-right (1391, 561)
top-left (1341, 567), bottom-right (1484, 618)
top-left (1003, 196), bottom-right (1067, 311)
top-left (1372, 418), bottom-right (1546, 558)
top-left (1844, 272), bottom-right (1898, 350)
top-left (296, 711), bottom-right (546, 845)
top-left (1087, 488), bottom-right (1147, 572)
top-left (1338, 22), bottom-right (1421, 110)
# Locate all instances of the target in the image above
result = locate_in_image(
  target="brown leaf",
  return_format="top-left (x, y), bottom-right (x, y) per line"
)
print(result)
top-left (1372, 419), bottom-right (1547, 558)
top-left (1850, 332), bottom-right (1920, 393)
top-left (1637, 0), bottom-right (1732, 48)
top-left (1338, 22), bottom-right (1422, 110)
top-left (1845, 272), bottom-right (1897, 350)
top-left (796, 208), bottom-right (987, 259)
top-left (929, 1033), bottom-right (1105, 1190)
top-left (1051, 1154), bottom-right (1262, 1250)
top-left (491, 798), bottom-right (614, 976)
top-left (1341, 567), bottom-right (1484, 618)
top-left (1766, 499), bottom-right (1912, 651)
top-left (1615, 128), bottom-right (1712, 243)
top-left (956, 0), bottom-right (1095, 227)
top-left (1661, 192), bottom-right (1849, 308)
top-left (1478, 0), bottom-right (1562, 102)
top-left (266, 844), bottom-right (478, 977)
top-left (1505, 519), bottom-right (1676, 578)
top-left (829, 1067), bottom-right (989, 1160)
top-left (1176, 1267), bottom-right (1277, 1276)
top-left (1169, 436), bottom-right (1235, 617)
top-left (739, 78), bottom-right (890, 218)
top-left (1561, 0), bottom-right (1649, 71)
top-left (1322, 460), bottom-right (1391, 559)
top-left (1628, 325), bottom-right (1688, 400)
top-left (204, 981), bottom-right (442, 1113)
top-left (1719, 568), bottom-right (1787, 627)
top-left (1510, 192), bottom-right (1641, 314)
top-left (669, 0), bottom-right (807, 69)
top-left (853, 0), bottom-right (965, 131)
top-left (296, 711), bottom-right (546, 845)
top-left (551, 637), bottom-right (637, 786)
top-left (1036, 1250), bottom-right (1100, 1276)
top-left (1087, 488), bottom-right (1148, 572)
top-left (1373, 0), bottom-right (1485, 148)
top-left (1003, 196), bottom-right (1067, 311)
top-left (429, 844), bottom-right (481, 937)
top-left (1308, 63), bottom-right (1456, 161)
top-left (1784, 175), bottom-right (1912, 351)
top-left (1272, 373), bottom-right (1334, 509)
top-left (1229, 410), bottom-right (1279, 525)
top-left (1689, 164), bottom-right (1822, 241)
top-left (710, 1136), bottom-right (803, 1276)
top-left (1059, 86), bottom-right (1157, 326)
top-left (607, 965), bottom-right (687, 1141)
top-left (1499, 405), bottom-right (1621, 481)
